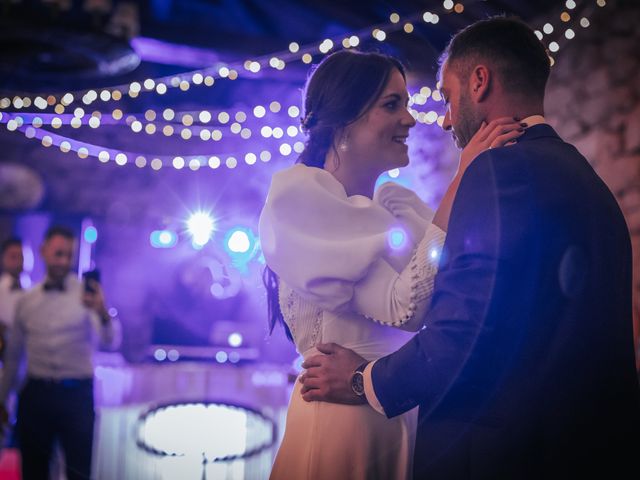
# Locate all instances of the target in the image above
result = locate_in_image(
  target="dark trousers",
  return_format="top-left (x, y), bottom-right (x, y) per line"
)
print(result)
top-left (17, 377), bottom-right (95, 480)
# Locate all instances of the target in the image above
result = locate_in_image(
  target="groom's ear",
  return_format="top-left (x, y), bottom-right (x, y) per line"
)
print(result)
top-left (470, 64), bottom-right (491, 103)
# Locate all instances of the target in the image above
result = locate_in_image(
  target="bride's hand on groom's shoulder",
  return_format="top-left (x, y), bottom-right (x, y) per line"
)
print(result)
top-left (459, 117), bottom-right (526, 174)
top-left (299, 343), bottom-right (367, 405)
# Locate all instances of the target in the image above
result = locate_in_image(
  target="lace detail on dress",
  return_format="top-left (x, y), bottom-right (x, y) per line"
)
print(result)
top-left (365, 223), bottom-right (445, 328)
top-left (278, 280), bottom-right (324, 354)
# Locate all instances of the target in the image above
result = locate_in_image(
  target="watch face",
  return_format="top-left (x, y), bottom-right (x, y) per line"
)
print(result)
top-left (351, 371), bottom-right (365, 396)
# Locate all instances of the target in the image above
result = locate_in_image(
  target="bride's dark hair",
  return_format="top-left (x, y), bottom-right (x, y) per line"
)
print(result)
top-left (264, 49), bottom-right (407, 339)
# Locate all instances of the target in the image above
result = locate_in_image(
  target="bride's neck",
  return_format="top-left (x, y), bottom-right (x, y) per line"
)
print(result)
top-left (324, 152), bottom-right (376, 198)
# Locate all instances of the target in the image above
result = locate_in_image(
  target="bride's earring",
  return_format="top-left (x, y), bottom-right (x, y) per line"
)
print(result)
top-left (338, 137), bottom-right (349, 152)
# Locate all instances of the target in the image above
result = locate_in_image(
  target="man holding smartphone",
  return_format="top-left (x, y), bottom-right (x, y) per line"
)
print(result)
top-left (0, 225), bottom-right (120, 480)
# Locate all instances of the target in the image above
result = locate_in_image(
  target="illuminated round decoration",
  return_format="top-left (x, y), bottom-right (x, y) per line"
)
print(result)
top-left (189, 158), bottom-right (201, 171)
top-left (135, 156), bottom-right (147, 168)
top-left (173, 156), bottom-right (185, 169)
top-left (208, 156), bottom-right (221, 169)
top-left (199, 111), bottom-right (212, 123)
top-left (218, 112), bottom-right (230, 124)
top-left (151, 158), bottom-right (163, 170)
top-left (59, 141), bottom-right (71, 153)
top-left (41, 135), bottom-right (53, 147)
top-left (156, 83), bottom-right (167, 95)
top-left (70, 118), bottom-right (82, 128)
top-left (98, 151), bottom-right (110, 163)
top-left (235, 111), bottom-right (247, 123)
top-left (78, 147), bottom-right (89, 159)
top-left (163, 108), bottom-right (175, 121)
top-left (115, 153), bottom-right (128, 166)
top-left (289, 42), bottom-right (299, 53)
top-left (226, 156), bottom-right (237, 169)
top-left (245, 153), bottom-right (257, 165)
top-left (24, 127), bottom-right (36, 138)
top-left (136, 401), bottom-right (276, 461)
top-left (240, 128), bottom-right (251, 139)
top-left (211, 130), bottom-right (223, 141)
top-left (260, 150), bottom-right (271, 162)
top-left (51, 117), bottom-right (63, 129)
top-left (287, 106), bottom-right (300, 118)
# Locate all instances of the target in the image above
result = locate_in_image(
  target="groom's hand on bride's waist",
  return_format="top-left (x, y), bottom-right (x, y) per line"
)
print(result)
top-left (300, 343), bottom-right (368, 405)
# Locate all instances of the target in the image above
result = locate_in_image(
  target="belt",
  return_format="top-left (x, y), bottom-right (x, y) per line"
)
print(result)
top-left (27, 376), bottom-right (93, 388)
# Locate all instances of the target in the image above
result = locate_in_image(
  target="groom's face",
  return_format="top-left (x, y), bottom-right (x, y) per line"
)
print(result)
top-left (440, 61), bottom-right (483, 149)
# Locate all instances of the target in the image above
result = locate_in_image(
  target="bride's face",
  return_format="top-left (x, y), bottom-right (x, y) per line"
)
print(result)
top-left (341, 68), bottom-right (416, 176)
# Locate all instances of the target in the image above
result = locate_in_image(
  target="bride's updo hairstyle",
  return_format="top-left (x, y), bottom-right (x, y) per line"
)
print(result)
top-left (297, 49), bottom-right (407, 168)
top-left (264, 50), bottom-right (407, 340)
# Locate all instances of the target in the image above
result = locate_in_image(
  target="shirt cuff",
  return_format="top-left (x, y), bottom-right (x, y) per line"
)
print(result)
top-left (363, 360), bottom-right (386, 416)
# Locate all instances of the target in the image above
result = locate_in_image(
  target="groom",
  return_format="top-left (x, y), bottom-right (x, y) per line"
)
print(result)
top-left (300, 17), bottom-right (640, 478)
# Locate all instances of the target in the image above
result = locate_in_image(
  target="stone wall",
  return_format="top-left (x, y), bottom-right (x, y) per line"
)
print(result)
top-left (544, 0), bottom-right (640, 363)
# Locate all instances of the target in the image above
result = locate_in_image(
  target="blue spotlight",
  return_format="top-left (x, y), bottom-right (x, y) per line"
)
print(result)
top-left (388, 227), bottom-right (407, 251)
top-left (150, 230), bottom-right (177, 248)
top-left (83, 226), bottom-right (98, 244)
top-left (223, 227), bottom-right (257, 273)
top-left (187, 211), bottom-right (215, 247)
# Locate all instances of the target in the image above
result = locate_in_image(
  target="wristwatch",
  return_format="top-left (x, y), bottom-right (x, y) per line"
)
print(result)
top-left (351, 362), bottom-right (369, 399)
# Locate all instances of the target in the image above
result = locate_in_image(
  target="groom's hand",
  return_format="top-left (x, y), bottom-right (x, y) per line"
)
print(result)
top-left (300, 343), bottom-right (367, 405)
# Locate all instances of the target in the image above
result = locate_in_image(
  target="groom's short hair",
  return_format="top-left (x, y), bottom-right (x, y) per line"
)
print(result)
top-left (440, 16), bottom-right (550, 99)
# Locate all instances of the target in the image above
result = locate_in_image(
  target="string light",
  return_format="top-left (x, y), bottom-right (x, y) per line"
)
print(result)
top-left (0, 0), bottom-right (605, 173)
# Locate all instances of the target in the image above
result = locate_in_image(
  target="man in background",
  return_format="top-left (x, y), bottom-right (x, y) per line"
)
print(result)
top-left (0, 225), bottom-right (120, 480)
top-left (0, 237), bottom-right (25, 357)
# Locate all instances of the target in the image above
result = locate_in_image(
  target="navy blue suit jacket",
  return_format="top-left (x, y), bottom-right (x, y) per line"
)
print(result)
top-left (371, 125), bottom-right (640, 478)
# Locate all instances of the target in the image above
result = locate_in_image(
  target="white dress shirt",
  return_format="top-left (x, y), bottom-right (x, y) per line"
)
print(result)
top-left (0, 272), bottom-right (24, 328)
top-left (0, 274), bottom-right (120, 403)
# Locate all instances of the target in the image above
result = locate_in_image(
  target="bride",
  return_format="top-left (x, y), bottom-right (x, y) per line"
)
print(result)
top-left (259, 50), bottom-right (522, 480)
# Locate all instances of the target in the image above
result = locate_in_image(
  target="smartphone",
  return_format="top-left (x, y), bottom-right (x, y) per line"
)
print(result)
top-left (83, 269), bottom-right (101, 293)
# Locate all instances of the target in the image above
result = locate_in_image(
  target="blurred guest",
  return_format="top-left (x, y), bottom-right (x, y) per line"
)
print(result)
top-left (0, 225), bottom-right (120, 480)
top-left (0, 237), bottom-right (24, 357)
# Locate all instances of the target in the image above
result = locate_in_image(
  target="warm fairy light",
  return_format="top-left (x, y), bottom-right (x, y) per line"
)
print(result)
top-left (580, 17), bottom-right (590, 28)
top-left (230, 122), bottom-right (242, 134)
top-left (32, 117), bottom-right (43, 128)
top-left (454, 3), bottom-right (464, 14)
top-left (565, 28), bottom-right (575, 39)
top-left (260, 150), bottom-right (271, 162)
top-left (543, 23), bottom-right (553, 34)
top-left (182, 114), bottom-right (194, 126)
top-left (261, 126), bottom-right (272, 138)
top-left (219, 66), bottom-right (230, 77)
top-left (293, 141), bottom-right (305, 153)
top-left (144, 78), bottom-right (156, 90)
top-left (245, 153), bottom-right (257, 165)
top-left (151, 158), bottom-right (163, 170)
top-left (78, 147), bottom-right (89, 159)
top-left (173, 156), bottom-right (185, 169)
top-left (115, 153), bottom-right (127, 165)
top-left (156, 83), bottom-right (168, 95)
top-left (89, 117), bottom-right (100, 128)
top-left (302, 53), bottom-right (312, 64)
top-left (180, 128), bottom-right (192, 140)
top-left (98, 151), bottom-right (110, 162)
top-left (349, 35), bottom-right (360, 47)
top-left (34, 97), bottom-right (47, 109)
top-left (208, 156), bottom-right (221, 169)
top-left (200, 129), bottom-right (211, 141)
top-left (42, 135), bottom-right (53, 147)
top-left (390, 13), bottom-right (400, 23)
top-left (288, 106), bottom-right (300, 118)
top-left (6, 120), bottom-right (17, 131)
top-left (112, 90), bottom-right (123, 101)
top-left (596, 0), bottom-right (605, 6)
top-left (566, 0), bottom-right (576, 8)
top-left (179, 81), bottom-right (190, 91)
top-left (404, 23), bottom-right (414, 33)
top-left (145, 110), bottom-right (157, 121)
top-left (145, 123), bottom-right (156, 134)
top-left (70, 118), bottom-right (82, 128)
top-left (534, 30), bottom-right (543, 40)
top-left (54, 104), bottom-right (65, 114)
top-left (431, 90), bottom-right (442, 102)
top-left (240, 128), bottom-right (251, 139)
top-left (199, 111), bottom-right (212, 123)
top-left (287, 126), bottom-right (298, 137)
top-left (235, 111), bottom-right (247, 122)
top-left (229, 69), bottom-right (239, 79)
top-left (561, 12), bottom-right (570, 22)
top-left (549, 41), bottom-right (560, 53)
top-left (443, 0), bottom-right (454, 10)
top-left (192, 73), bottom-right (203, 84)
top-left (130, 82), bottom-right (141, 93)
top-left (135, 156), bottom-right (147, 168)
top-left (226, 156), bottom-right (238, 169)
top-left (289, 42), bottom-right (300, 53)
top-left (131, 120), bottom-right (143, 132)
top-left (279, 143), bottom-right (292, 156)
top-left (189, 159), bottom-right (201, 171)
top-left (51, 117), bottom-right (63, 129)
top-left (374, 29), bottom-right (386, 41)
top-left (163, 108), bottom-right (175, 121)
top-left (218, 112), bottom-right (230, 124)
top-left (211, 130), bottom-right (222, 141)
top-left (61, 93), bottom-right (74, 105)
top-left (163, 125), bottom-right (174, 136)
top-left (253, 105), bottom-right (266, 118)
top-left (100, 90), bottom-right (111, 101)
top-left (273, 127), bottom-right (284, 139)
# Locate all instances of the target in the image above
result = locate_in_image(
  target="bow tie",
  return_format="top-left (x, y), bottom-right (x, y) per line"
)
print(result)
top-left (43, 282), bottom-right (65, 292)
top-left (10, 279), bottom-right (22, 291)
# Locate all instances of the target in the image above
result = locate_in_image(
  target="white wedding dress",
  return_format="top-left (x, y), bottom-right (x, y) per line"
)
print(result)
top-left (259, 164), bottom-right (445, 480)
